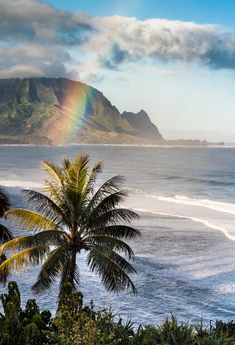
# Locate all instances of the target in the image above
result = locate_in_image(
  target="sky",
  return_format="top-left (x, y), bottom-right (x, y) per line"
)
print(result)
top-left (46, 0), bottom-right (235, 28)
top-left (1, 0), bottom-right (235, 141)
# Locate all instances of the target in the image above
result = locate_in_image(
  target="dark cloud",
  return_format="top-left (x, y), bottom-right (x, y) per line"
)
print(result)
top-left (0, 0), bottom-right (95, 78)
top-left (0, 0), bottom-right (94, 45)
top-left (102, 44), bottom-right (130, 70)
top-left (205, 34), bottom-right (235, 70)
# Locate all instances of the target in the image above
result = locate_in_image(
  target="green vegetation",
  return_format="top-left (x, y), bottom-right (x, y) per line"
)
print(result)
top-left (0, 154), bottom-right (140, 299)
top-left (0, 78), bottom-right (162, 144)
top-left (0, 155), bottom-right (231, 344)
top-left (0, 187), bottom-right (13, 242)
top-left (1, 281), bottom-right (235, 345)
top-left (0, 281), bottom-right (51, 345)
top-left (0, 187), bottom-right (14, 284)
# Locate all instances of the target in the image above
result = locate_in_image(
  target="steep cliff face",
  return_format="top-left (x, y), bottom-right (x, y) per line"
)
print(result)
top-left (0, 78), bottom-right (163, 144)
top-left (122, 110), bottom-right (162, 140)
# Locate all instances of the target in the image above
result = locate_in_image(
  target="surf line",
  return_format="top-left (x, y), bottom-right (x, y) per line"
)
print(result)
top-left (133, 208), bottom-right (235, 243)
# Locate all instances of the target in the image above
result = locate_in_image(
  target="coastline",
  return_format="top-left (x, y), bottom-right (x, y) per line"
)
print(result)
top-left (1, 144), bottom-right (235, 325)
top-left (0, 142), bottom-right (227, 148)
top-left (4, 207), bottom-right (235, 325)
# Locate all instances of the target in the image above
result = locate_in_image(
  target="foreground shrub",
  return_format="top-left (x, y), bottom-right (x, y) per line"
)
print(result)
top-left (1, 281), bottom-right (235, 344)
top-left (0, 281), bottom-right (51, 345)
top-left (133, 317), bottom-right (235, 345)
top-left (46, 283), bottom-right (134, 345)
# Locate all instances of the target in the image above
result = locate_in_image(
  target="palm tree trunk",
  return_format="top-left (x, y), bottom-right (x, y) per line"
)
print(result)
top-left (68, 249), bottom-right (77, 287)
top-left (57, 249), bottom-right (77, 313)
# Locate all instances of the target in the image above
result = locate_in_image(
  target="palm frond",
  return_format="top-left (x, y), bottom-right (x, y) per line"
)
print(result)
top-left (63, 187), bottom-right (83, 220)
top-left (63, 161), bottom-right (93, 222)
top-left (43, 180), bottom-right (63, 205)
top-left (91, 175), bottom-right (125, 207)
top-left (0, 246), bottom-right (48, 277)
top-left (42, 161), bottom-right (64, 186)
top-left (87, 246), bottom-right (137, 293)
top-left (86, 175), bottom-right (125, 212)
top-left (89, 190), bottom-right (128, 219)
top-left (0, 230), bottom-right (67, 253)
top-left (61, 157), bottom-right (71, 170)
top-left (63, 160), bottom-right (100, 225)
top-left (32, 245), bottom-right (72, 293)
top-left (83, 160), bottom-right (103, 196)
top-left (89, 208), bottom-right (139, 229)
top-left (0, 187), bottom-right (10, 217)
top-left (91, 225), bottom-right (141, 240)
top-left (42, 181), bottom-right (73, 228)
top-left (87, 235), bottom-right (134, 258)
top-left (0, 224), bottom-right (13, 242)
top-left (65, 154), bottom-right (90, 191)
top-left (73, 153), bottom-right (90, 171)
top-left (6, 209), bottom-right (59, 232)
top-left (0, 253), bottom-right (8, 285)
top-left (22, 189), bottom-right (65, 225)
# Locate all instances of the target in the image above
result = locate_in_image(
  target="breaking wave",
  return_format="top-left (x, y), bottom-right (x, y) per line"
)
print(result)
top-left (127, 193), bottom-right (235, 242)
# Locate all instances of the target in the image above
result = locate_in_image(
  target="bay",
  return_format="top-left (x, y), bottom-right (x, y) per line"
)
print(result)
top-left (1, 145), bottom-right (235, 324)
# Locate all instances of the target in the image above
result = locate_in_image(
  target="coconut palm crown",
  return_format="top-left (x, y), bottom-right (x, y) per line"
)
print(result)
top-left (0, 154), bottom-right (140, 296)
top-left (0, 187), bottom-right (14, 284)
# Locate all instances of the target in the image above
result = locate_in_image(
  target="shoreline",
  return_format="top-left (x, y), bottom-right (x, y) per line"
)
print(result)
top-left (135, 208), bottom-right (235, 243)
top-left (0, 142), bottom-right (229, 148)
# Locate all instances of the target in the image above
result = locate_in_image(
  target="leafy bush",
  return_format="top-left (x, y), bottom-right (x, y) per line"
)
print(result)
top-left (0, 281), bottom-right (51, 345)
top-left (46, 283), bottom-right (134, 345)
top-left (133, 317), bottom-right (235, 345)
top-left (1, 281), bottom-right (235, 344)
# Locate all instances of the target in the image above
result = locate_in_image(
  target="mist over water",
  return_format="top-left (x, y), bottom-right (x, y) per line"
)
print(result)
top-left (1, 145), bottom-right (235, 324)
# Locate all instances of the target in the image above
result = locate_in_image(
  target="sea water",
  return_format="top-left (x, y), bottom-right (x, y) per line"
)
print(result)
top-left (1, 145), bottom-right (235, 324)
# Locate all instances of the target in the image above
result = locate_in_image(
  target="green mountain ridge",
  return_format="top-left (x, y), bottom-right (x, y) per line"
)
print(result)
top-left (0, 78), bottom-right (163, 144)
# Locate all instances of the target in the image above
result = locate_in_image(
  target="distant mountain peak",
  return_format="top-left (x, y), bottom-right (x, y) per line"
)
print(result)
top-left (122, 110), bottom-right (162, 140)
top-left (0, 77), bottom-right (163, 145)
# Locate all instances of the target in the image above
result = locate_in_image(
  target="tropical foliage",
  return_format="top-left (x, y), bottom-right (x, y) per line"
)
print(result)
top-left (1, 281), bottom-right (235, 345)
top-left (0, 281), bottom-right (51, 345)
top-left (0, 154), bottom-right (140, 297)
top-left (0, 187), bottom-right (13, 284)
top-left (0, 187), bottom-right (13, 243)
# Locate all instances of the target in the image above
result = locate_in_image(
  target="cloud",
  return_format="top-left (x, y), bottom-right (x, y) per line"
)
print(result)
top-left (0, 0), bottom-right (93, 44)
top-left (83, 72), bottom-right (105, 84)
top-left (0, 0), bottom-right (93, 78)
top-left (1, 0), bottom-right (235, 79)
top-left (90, 16), bottom-right (235, 71)
top-left (101, 44), bottom-right (131, 70)
top-left (0, 61), bottom-right (70, 79)
top-left (0, 64), bottom-right (43, 78)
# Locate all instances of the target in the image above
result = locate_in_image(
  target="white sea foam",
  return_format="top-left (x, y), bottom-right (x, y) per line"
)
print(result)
top-left (157, 195), bottom-right (235, 215)
top-left (133, 208), bottom-right (235, 241)
top-left (126, 193), bottom-right (235, 242)
top-left (216, 283), bottom-right (235, 294)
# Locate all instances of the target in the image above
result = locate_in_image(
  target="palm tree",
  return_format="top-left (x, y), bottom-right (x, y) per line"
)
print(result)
top-left (0, 187), bottom-right (14, 284)
top-left (0, 154), bottom-right (140, 297)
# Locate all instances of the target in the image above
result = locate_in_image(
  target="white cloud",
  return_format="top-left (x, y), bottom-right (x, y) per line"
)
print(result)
top-left (88, 16), bottom-right (235, 70)
top-left (1, 0), bottom-right (235, 78)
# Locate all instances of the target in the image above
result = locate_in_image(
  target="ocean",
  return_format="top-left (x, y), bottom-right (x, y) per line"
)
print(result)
top-left (1, 144), bottom-right (235, 325)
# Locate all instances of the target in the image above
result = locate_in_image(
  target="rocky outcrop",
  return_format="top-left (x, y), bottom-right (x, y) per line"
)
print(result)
top-left (122, 110), bottom-right (162, 140)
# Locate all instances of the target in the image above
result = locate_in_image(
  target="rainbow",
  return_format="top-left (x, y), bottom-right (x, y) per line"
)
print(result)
top-left (50, 81), bottom-right (97, 143)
